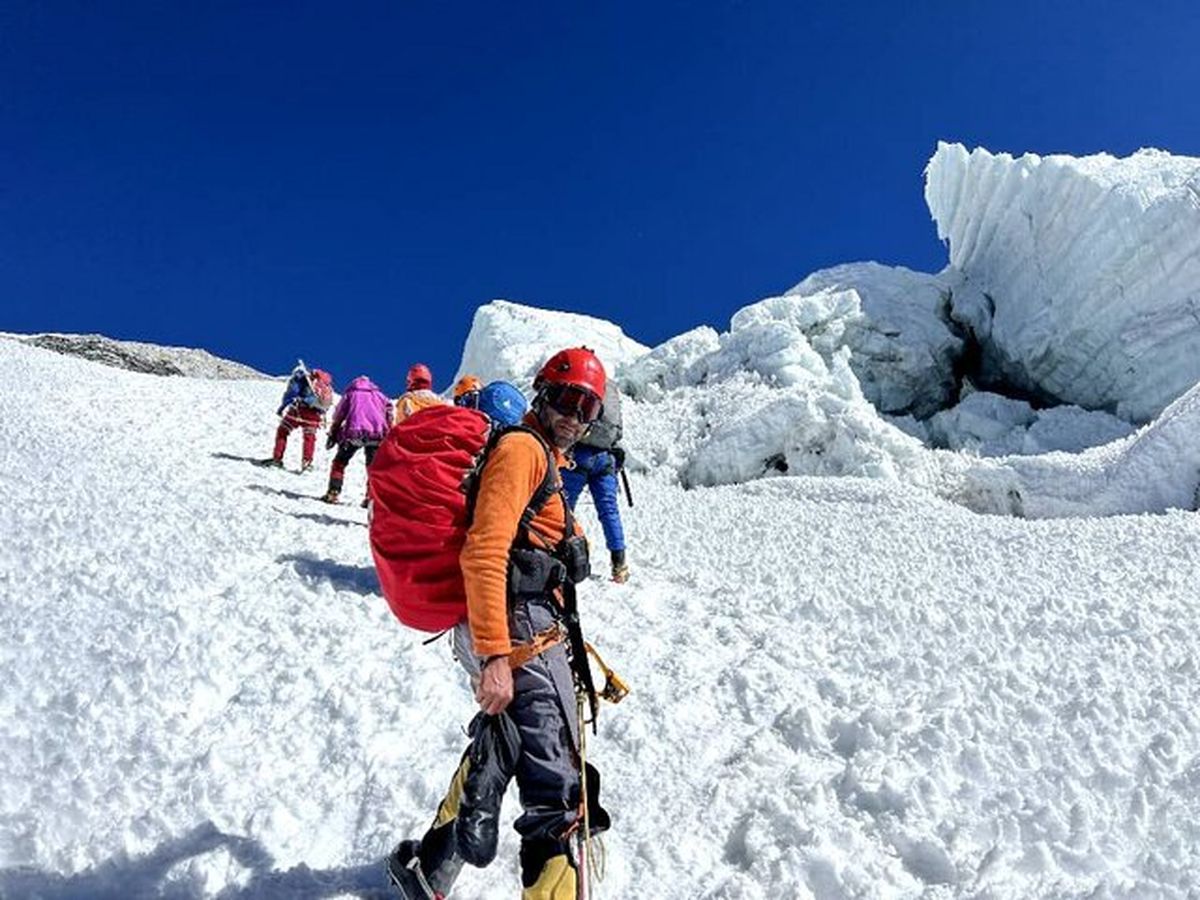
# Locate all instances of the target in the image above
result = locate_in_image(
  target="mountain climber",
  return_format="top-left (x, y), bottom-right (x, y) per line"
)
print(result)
top-left (386, 347), bottom-right (611, 900)
top-left (453, 374), bottom-right (484, 409)
top-left (265, 364), bottom-right (333, 472)
top-left (561, 378), bottom-right (630, 583)
top-left (395, 363), bottom-right (446, 423)
top-left (322, 375), bottom-right (392, 505)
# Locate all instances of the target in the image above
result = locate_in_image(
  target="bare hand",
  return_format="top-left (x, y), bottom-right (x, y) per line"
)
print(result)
top-left (476, 657), bottom-right (514, 715)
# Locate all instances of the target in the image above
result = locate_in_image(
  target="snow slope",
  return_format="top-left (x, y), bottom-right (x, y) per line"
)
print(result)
top-left (926, 142), bottom-right (1200, 423)
top-left (5, 331), bottom-right (1200, 898)
top-left (3, 333), bottom-right (271, 380)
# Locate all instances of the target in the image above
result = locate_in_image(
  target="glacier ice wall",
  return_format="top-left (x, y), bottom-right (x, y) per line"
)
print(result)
top-left (926, 142), bottom-right (1200, 423)
top-left (786, 262), bottom-right (963, 418)
top-left (619, 291), bottom-right (937, 488)
top-left (455, 300), bottom-right (649, 389)
top-left (616, 286), bottom-right (1200, 518)
top-left (927, 390), bottom-right (1134, 456)
top-left (942, 378), bottom-right (1200, 518)
top-left (619, 325), bottom-right (721, 401)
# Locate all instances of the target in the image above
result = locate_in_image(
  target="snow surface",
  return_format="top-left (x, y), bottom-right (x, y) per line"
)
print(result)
top-left (6, 317), bottom-right (1200, 898)
top-left (946, 380), bottom-right (1200, 519)
top-left (926, 142), bottom-right (1200, 423)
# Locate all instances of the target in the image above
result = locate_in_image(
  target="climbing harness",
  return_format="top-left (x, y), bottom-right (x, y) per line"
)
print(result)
top-left (507, 623), bottom-right (567, 670)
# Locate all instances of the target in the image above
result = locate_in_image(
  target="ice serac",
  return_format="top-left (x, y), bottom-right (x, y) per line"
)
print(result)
top-left (786, 263), bottom-right (963, 419)
top-left (617, 290), bottom-right (933, 488)
top-left (620, 325), bottom-right (720, 401)
top-left (455, 300), bottom-right (650, 389)
top-left (925, 141), bottom-right (1200, 423)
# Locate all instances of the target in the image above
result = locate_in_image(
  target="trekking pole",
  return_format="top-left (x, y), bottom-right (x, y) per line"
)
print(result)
top-left (577, 693), bottom-right (592, 900)
top-left (619, 468), bottom-right (633, 507)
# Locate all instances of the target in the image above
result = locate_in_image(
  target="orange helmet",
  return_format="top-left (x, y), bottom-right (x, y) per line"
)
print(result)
top-left (453, 375), bottom-right (483, 398)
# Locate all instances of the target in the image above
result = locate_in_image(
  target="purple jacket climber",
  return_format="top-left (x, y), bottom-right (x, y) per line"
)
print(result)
top-left (329, 376), bottom-right (393, 445)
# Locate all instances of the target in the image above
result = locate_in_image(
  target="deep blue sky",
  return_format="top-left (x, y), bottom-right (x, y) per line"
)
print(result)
top-left (4, 1), bottom-right (1199, 394)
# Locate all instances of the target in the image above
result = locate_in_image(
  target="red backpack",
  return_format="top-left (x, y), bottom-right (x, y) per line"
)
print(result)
top-left (308, 370), bottom-right (335, 411)
top-left (368, 404), bottom-right (557, 632)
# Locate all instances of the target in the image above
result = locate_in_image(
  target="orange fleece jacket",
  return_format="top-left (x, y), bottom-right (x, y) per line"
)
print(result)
top-left (460, 420), bottom-right (580, 657)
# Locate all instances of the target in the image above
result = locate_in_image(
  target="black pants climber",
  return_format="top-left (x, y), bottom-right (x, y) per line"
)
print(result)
top-left (405, 595), bottom-right (600, 897)
top-left (326, 441), bottom-right (379, 495)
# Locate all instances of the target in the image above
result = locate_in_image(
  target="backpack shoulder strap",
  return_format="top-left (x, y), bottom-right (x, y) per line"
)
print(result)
top-left (494, 425), bottom-right (561, 537)
top-left (464, 425), bottom-right (565, 543)
top-left (515, 426), bottom-right (578, 551)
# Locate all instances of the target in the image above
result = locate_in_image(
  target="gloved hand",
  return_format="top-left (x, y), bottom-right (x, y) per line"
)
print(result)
top-left (326, 434), bottom-right (337, 450)
top-left (610, 445), bottom-right (626, 471)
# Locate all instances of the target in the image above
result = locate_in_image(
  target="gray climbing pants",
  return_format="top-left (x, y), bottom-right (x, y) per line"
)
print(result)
top-left (452, 594), bottom-right (581, 843)
top-left (409, 594), bottom-right (582, 893)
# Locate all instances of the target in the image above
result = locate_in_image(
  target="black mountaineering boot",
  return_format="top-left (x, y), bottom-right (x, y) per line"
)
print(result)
top-left (322, 475), bottom-right (344, 504)
top-left (611, 548), bottom-right (630, 584)
top-left (386, 840), bottom-right (444, 899)
top-left (386, 823), bottom-right (462, 899)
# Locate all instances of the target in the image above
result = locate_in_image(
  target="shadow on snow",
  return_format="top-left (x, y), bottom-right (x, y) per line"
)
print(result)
top-left (211, 452), bottom-right (270, 465)
top-left (0, 821), bottom-right (392, 899)
top-left (278, 553), bottom-right (380, 595)
top-left (284, 510), bottom-right (366, 529)
top-left (246, 483), bottom-right (318, 503)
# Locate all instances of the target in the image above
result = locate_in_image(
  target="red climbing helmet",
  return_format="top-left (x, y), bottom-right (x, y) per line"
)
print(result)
top-left (406, 363), bottom-right (433, 391)
top-left (533, 347), bottom-right (607, 423)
